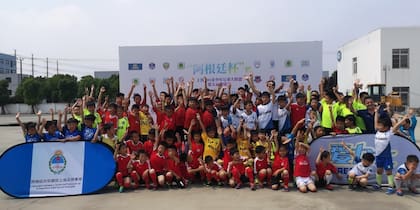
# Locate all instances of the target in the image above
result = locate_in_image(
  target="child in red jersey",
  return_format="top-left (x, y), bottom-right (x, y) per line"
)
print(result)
top-left (185, 120), bottom-right (205, 182)
top-left (228, 149), bottom-right (256, 190)
top-left (126, 131), bottom-right (143, 154)
top-left (143, 128), bottom-right (158, 157)
top-left (294, 142), bottom-right (317, 193)
top-left (315, 148), bottom-right (343, 190)
top-left (166, 145), bottom-right (186, 188)
top-left (254, 145), bottom-right (272, 188)
top-left (129, 150), bottom-right (157, 189)
top-left (204, 155), bottom-right (227, 186)
top-left (150, 138), bottom-right (168, 188)
top-left (271, 143), bottom-right (290, 191)
top-left (114, 143), bottom-right (132, 192)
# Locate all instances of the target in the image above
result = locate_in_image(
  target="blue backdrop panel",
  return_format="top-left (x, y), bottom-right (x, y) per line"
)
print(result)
top-left (309, 134), bottom-right (420, 185)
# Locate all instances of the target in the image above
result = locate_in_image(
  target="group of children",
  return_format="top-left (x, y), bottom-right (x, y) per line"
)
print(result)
top-left (15, 75), bottom-right (419, 195)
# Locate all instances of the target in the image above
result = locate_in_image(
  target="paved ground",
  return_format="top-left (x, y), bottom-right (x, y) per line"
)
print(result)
top-left (0, 114), bottom-right (419, 210)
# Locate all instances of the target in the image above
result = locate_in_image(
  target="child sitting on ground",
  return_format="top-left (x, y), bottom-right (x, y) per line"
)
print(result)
top-left (347, 153), bottom-right (375, 189)
top-left (394, 155), bottom-right (420, 196)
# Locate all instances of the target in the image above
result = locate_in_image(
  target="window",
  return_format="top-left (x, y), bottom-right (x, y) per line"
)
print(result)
top-left (8, 90), bottom-right (12, 96)
top-left (4, 69), bottom-right (9, 74)
top-left (5, 77), bottom-right (11, 83)
top-left (352, 57), bottom-right (357, 74)
top-left (5, 60), bottom-right (9, 65)
top-left (0, 59), bottom-right (3, 64)
top-left (392, 87), bottom-right (409, 107)
top-left (0, 68), bottom-right (3, 74)
top-left (11, 69), bottom-right (16, 73)
top-left (392, 49), bottom-right (409, 69)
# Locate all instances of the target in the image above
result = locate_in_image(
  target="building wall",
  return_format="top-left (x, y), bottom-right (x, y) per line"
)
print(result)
top-left (0, 74), bottom-right (29, 96)
top-left (337, 30), bottom-right (382, 95)
top-left (380, 27), bottom-right (420, 107)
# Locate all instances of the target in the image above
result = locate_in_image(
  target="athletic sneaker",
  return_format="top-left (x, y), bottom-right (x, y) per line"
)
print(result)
top-left (396, 189), bottom-right (404, 196)
top-left (371, 184), bottom-right (381, 190)
top-left (386, 187), bottom-right (395, 195)
top-left (348, 184), bottom-right (355, 190)
top-left (235, 183), bottom-right (242, 189)
top-left (250, 183), bottom-right (256, 191)
top-left (282, 186), bottom-right (289, 192)
top-left (118, 186), bottom-right (124, 193)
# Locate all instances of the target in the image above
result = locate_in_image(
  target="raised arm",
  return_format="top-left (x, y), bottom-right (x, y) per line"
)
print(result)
top-left (91, 124), bottom-right (101, 143)
top-left (291, 118), bottom-right (305, 136)
top-left (36, 110), bottom-right (42, 131)
top-left (97, 86), bottom-right (106, 108)
top-left (126, 83), bottom-right (136, 101)
top-left (315, 146), bottom-right (324, 165)
top-left (150, 80), bottom-right (159, 101)
top-left (15, 112), bottom-right (26, 136)
top-left (245, 73), bottom-right (261, 96)
top-left (341, 141), bottom-right (355, 159)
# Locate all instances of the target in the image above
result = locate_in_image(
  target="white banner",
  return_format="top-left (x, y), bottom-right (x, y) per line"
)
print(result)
top-left (119, 42), bottom-right (322, 97)
top-left (30, 142), bottom-right (85, 197)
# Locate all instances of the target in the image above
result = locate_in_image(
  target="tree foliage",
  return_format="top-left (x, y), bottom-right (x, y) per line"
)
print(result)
top-left (0, 79), bottom-right (10, 114)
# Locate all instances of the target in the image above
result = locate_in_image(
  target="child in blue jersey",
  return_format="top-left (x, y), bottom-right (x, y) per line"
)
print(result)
top-left (394, 155), bottom-right (419, 196)
top-left (39, 118), bottom-right (64, 141)
top-left (16, 112), bottom-right (42, 143)
top-left (81, 114), bottom-right (99, 141)
top-left (60, 118), bottom-right (82, 142)
top-left (373, 107), bottom-right (396, 194)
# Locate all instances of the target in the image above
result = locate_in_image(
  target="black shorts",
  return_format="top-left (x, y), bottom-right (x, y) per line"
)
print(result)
top-left (316, 179), bottom-right (327, 187)
top-left (156, 171), bottom-right (167, 177)
top-left (140, 135), bottom-right (148, 142)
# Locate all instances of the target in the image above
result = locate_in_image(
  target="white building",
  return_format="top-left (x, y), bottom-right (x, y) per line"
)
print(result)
top-left (337, 27), bottom-right (420, 108)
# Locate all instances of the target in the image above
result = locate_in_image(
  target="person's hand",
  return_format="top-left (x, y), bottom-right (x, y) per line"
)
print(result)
top-left (203, 76), bottom-right (207, 83)
top-left (319, 146), bottom-right (324, 152)
top-left (49, 108), bottom-right (54, 114)
top-left (341, 141), bottom-right (346, 147)
top-left (100, 86), bottom-right (106, 93)
top-left (165, 79), bottom-right (170, 85)
top-left (196, 113), bottom-right (201, 121)
top-left (150, 80), bottom-right (155, 86)
top-left (15, 112), bottom-right (20, 119)
top-left (279, 82), bottom-right (284, 90)
top-left (190, 119), bottom-right (197, 127)
top-left (297, 118), bottom-right (305, 125)
top-left (58, 110), bottom-right (63, 116)
top-left (37, 110), bottom-right (42, 116)
top-left (307, 85), bottom-right (312, 91)
top-left (408, 164), bottom-right (417, 171)
top-left (42, 118), bottom-right (47, 125)
top-left (298, 84), bottom-right (304, 92)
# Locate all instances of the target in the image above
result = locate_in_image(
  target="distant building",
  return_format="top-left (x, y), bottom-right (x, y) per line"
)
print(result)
top-left (0, 53), bottom-right (28, 96)
top-left (94, 71), bottom-right (119, 79)
top-left (337, 27), bottom-right (420, 107)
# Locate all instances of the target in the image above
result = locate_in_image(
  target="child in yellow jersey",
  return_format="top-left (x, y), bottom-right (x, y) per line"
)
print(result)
top-left (93, 123), bottom-right (118, 150)
top-left (139, 104), bottom-right (153, 141)
top-left (116, 106), bottom-right (130, 141)
top-left (345, 115), bottom-right (362, 134)
top-left (236, 119), bottom-right (251, 159)
top-left (197, 113), bottom-right (222, 161)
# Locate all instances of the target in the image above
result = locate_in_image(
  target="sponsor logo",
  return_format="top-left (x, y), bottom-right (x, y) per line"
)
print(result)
top-left (281, 75), bottom-right (296, 82)
top-left (49, 150), bottom-right (66, 175)
top-left (149, 63), bottom-right (156, 70)
top-left (301, 60), bottom-right (310, 67)
top-left (301, 74), bottom-right (309, 81)
top-left (163, 62), bottom-right (170, 70)
top-left (128, 63), bottom-right (142, 70)
top-left (178, 62), bottom-right (185, 70)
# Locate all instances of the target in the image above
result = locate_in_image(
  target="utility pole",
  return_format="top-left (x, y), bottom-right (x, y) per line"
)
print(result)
top-left (19, 57), bottom-right (23, 83)
top-left (56, 60), bottom-right (59, 75)
top-left (46, 57), bottom-right (49, 78)
top-left (31, 54), bottom-right (34, 77)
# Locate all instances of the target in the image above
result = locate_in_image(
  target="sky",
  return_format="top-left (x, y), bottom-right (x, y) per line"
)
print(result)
top-left (1, 0), bottom-right (420, 77)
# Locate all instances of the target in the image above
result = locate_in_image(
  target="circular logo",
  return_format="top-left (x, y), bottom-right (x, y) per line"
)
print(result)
top-left (178, 62), bottom-right (185, 70)
top-left (254, 75), bottom-right (262, 83)
top-left (254, 61), bottom-right (261, 69)
top-left (302, 74), bottom-right (309, 81)
top-left (337, 51), bottom-right (342, 62)
top-left (285, 60), bottom-right (292, 67)
top-left (149, 63), bottom-right (156, 70)
top-left (49, 150), bottom-right (66, 174)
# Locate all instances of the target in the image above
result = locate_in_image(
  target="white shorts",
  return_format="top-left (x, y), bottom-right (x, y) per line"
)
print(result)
top-left (296, 176), bottom-right (314, 187)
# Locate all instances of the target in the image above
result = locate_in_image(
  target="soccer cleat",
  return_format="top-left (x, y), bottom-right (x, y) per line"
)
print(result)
top-left (396, 189), bottom-right (404, 196)
top-left (217, 182), bottom-right (224, 187)
top-left (386, 187), bottom-right (395, 195)
top-left (205, 181), bottom-right (212, 187)
top-left (235, 183), bottom-right (242, 189)
top-left (325, 184), bottom-right (334, 191)
top-left (118, 186), bottom-right (124, 193)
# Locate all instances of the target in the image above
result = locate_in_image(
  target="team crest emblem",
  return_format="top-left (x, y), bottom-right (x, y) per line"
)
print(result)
top-left (149, 63), bottom-right (156, 70)
top-left (302, 74), bottom-right (309, 81)
top-left (163, 62), bottom-right (170, 70)
top-left (285, 60), bottom-right (292, 67)
top-left (254, 61), bottom-right (261, 69)
top-left (49, 150), bottom-right (66, 174)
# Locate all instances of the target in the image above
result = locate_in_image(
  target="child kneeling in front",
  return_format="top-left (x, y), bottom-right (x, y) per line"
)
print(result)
top-left (315, 148), bottom-right (343, 190)
top-left (394, 155), bottom-right (420, 196)
top-left (348, 153), bottom-right (375, 189)
top-left (227, 149), bottom-right (256, 190)
top-left (294, 142), bottom-right (317, 193)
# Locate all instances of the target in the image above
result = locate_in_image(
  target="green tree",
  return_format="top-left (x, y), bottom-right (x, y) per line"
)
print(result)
top-left (0, 79), bottom-right (10, 114)
top-left (77, 75), bottom-right (99, 98)
top-left (22, 77), bottom-right (43, 113)
top-left (57, 75), bottom-right (78, 103)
